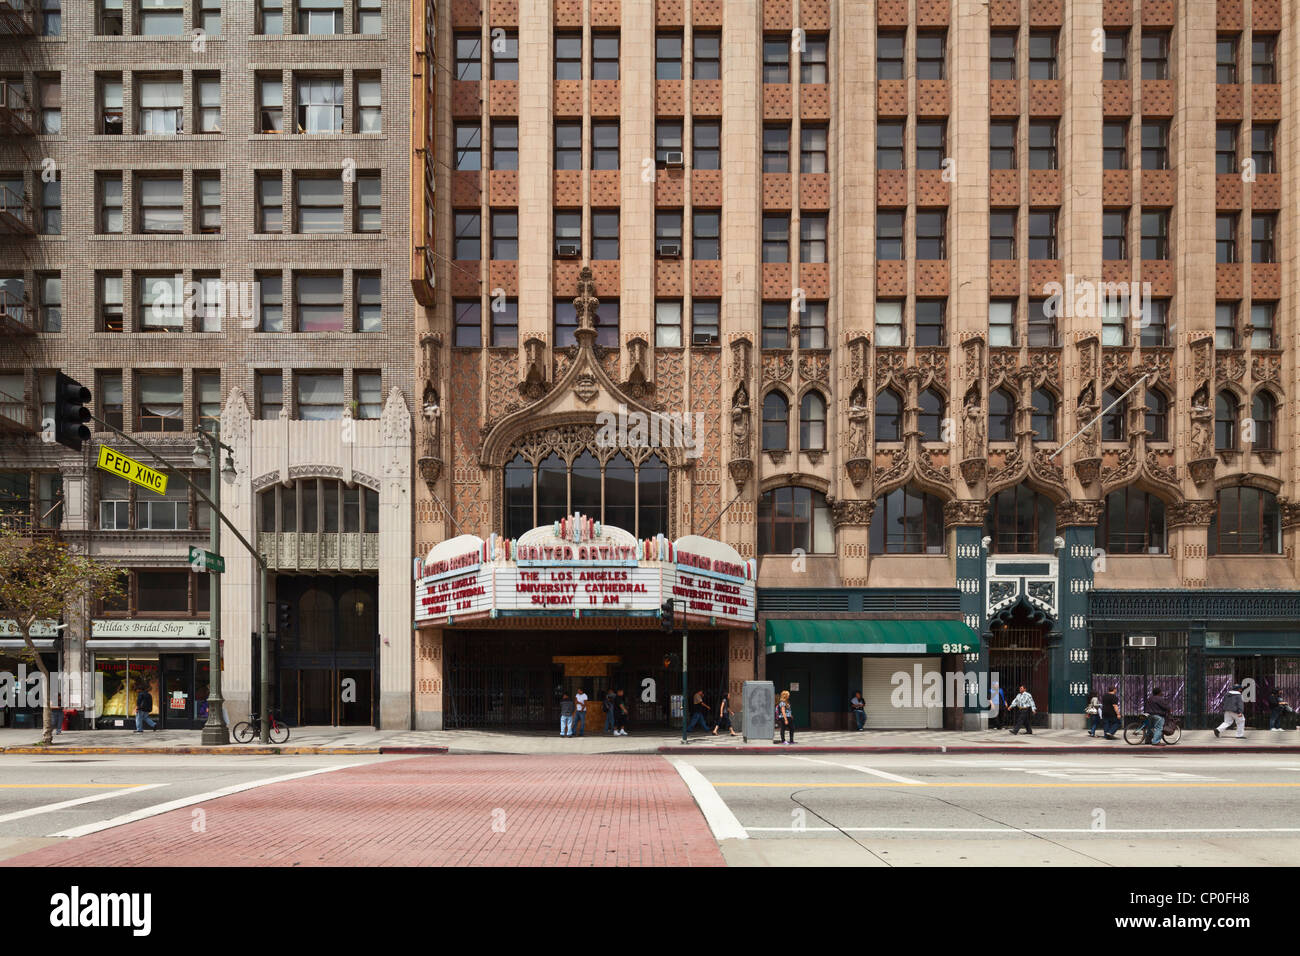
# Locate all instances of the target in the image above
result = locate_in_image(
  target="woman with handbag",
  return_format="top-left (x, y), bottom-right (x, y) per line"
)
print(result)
top-left (776, 690), bottom-right (794, 744)
top-left (1085, 693), bottom-right (1103, 737)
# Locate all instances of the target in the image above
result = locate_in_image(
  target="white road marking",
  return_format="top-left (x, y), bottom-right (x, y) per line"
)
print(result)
top-left (668, 757), bottom-right (748, 841)
top-left (1002, 767), bottom-right (1225, 782)
top-left (785, 754), bottom-right (924, 785)
top-left (0, 784), bottom-right (169, 826)
top-left (48, 762), bottom-right (369, 839)
top-left (744, 827), bottom-right (1300, 834)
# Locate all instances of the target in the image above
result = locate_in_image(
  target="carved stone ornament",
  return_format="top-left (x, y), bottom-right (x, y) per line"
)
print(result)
top-left (960, 458), bottom-right (986, 485)
top-left (731, 383), bottom-right (751, 459)
top-left (846, 458), bottom-right (870, 488)
top-left (417, 455), bottom-right (442, 491)
top-left (1279, 497), bottom-right (1300, 530)
top-left (728, 458), bottom-right (752, 492)
top-left (520, 336), bottom-right (550, 400)
top-left (874, 447), bottom-right (908, 489)
top-left (1074, 457), bottom-right (1101, 486)
top-left (1188, 457), bottom-right (1217, 486)
top-left (573, 372), bottom-right (599, 403)
top-left (829, 497), bottom-right (874, 528)
top-left (1056, 499), bottom-right (1103, 528)
top-left (962, 388), bottom-right (985, 462)
top-left (943, 498), bottom-right (986, 527)
top-left (1166, 499), bottom-right (1217, 529)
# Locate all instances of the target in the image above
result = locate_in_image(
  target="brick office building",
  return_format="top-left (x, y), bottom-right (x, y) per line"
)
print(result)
top-left (412, 0), bottom-right (1300, 731)
top-left (0, 0), bottom-right (415, 729)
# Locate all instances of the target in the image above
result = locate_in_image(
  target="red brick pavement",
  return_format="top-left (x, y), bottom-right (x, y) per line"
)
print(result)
top-left (1, 755), bottom-right (725, 867)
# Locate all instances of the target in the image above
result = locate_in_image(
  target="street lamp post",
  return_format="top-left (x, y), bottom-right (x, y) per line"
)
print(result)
top-left (193, 422), bottom-right (236, 747)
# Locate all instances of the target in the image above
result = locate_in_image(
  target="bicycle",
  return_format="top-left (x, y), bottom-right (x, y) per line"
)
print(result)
top-left (232, 710), bottom-right (290, 744)
top-left (1123, 712), bottom-right (1181, 746)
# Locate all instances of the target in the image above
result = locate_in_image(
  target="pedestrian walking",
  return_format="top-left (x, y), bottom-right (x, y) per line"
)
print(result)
top-left (604, 687), bottom-right (618, 735)
top-left (1101, 685), bottom-right (1121, 739)
top-left (712, 692), bottom-right (738, 736)
top-left (685, 690), bottom-right (711, 733)
top-left (1085, 693), bottom-right (1103, 736)
top-left (1145, 687), bottom-right (1170, 745)
top-left (1008, 685), bottom-right (1036, 735)
top-left (776, 690), bottom-right (795, 744)
top-left (613, 688), bottom-right (629, 736)
top-left (134, 688), bottom-right (156, 733)
top-left (850, 691), bottom-right (866, 731)
top-left (1268, 688), bottom-right (1287, 731)
top-left (559, 691), bottom-right (575, 737)
top-left (573, 686), bottom-right (588, 736)
top-left (1214, 683), bottom-right (1247, 738)
top-left (988, 682), bottom-right (1009, 729)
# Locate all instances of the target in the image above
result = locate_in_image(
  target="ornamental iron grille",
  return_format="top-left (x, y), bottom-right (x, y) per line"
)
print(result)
top-left (987, 605), bottom-right (1050, 727)
top-left (1090, 631), bottom-right (1189, 723)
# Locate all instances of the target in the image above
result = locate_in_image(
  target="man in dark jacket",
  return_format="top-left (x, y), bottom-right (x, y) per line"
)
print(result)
top-left (1268, 688), bottom-right (1287, 731)
top-left (134, 688), bottom-right (157, 733)
top-left (1215, 684), bottom-right (1246, 738)
top-left (1145, 687), bottom-right (1170, 745)
top-left (1101, 685), bottom-right (1121, 739)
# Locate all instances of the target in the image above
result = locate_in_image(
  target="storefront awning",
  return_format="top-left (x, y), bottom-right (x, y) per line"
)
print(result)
top-left (765, 619), bottom-right (979, 654)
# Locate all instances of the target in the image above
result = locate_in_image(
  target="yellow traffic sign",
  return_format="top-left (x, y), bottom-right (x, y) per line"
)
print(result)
top-left (96, 446), bottom-right (168, 496)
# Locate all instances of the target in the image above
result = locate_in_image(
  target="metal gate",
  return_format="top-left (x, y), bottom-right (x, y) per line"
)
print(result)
top-left (1091, 631), bottom-right (1189, 722)
top-left (1205, 655), bottom-right (1300, 730)
top-left (988, 624), bottom-right (1050, 726)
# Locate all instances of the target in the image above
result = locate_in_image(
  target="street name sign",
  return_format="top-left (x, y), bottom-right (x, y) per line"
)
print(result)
top-left (188, 547), bottom-right (225, 574)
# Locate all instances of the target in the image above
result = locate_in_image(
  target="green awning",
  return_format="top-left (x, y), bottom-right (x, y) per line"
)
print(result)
top-left (765, 619), bottom-right (979, 655)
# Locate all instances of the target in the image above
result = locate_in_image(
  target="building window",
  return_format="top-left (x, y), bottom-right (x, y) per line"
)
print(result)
top-left (296, 76), bottom-right (344, 133)
top-left (1103, 209), bottom-right (1128, 260)
top-left (593, 121), bottom-right (620, 169)
top-left (656, 32), bottom-right (683, 80)
top-left (655, 120), bottom-right (683, 167)
top-left (1140, 31), bottom-right (1169, 80)
top-left (1251, 124), bottom-right (1276, 173)
top-left (196, 174), bottom-right (220, 234)
top-left (1102, 386), bottom-right (1126, 441)
top-left (295, 273), bottom-right (344, 332)
top-left (455, 33), bottom-right (481, 80)
top-left (355, 173), bottom-right (381, 233)
top-left (1102, 488), bottom-right (1166, 554)
top-left (877, 31), bottom-right (904, 79)
top-left (877, 121), bottom-right (904, 169)
top-left (99, 475), bottom-right (131, 529)
top-left (1103, 30), bottom-right (1128, 80)
top-left (258, 0), bottom-right (283, 33)
top-left (98, 372), bottom-right (124, 430)
top-left (1215, 303), bottom-right (1238, 350)
top-left (990, 120), bottom-right (1016, 169)
top-left (694, 31), bottom-right (721, 79)
top-left (296, 175), bottom-right (344, 232)
top-left (985, 485), bottom-right (1056, 553)
top-left (38, 76), bottom-right (60, 134)
top-left (137, 474), bottom-right (190, 529)
top-left (38, 176), bottom-right (60, 235)
top-left (555, 122), bottom-right (581, 170)
top-left (655, 300), bottom-right (682, 348)
top-left (592, 33), bottom-right (619, 80)
top-left (1103, 122), bottom-right (1128, 169)
top-left (137, 372), bottom-right (184, 432)
top-left (139, 274), bottom-right (183, 330)
top-left (256, 274), bottom-right (285, 333)
top-left (356, 272), bottom-right (381, 332)
top-left (1141, 122), bottom-right (1169, 169)
top-left (1028, 32), bottom-right (1058, 79)
top-left (492, 210), bottom-right (518, 259)
top-left (1141, 209), bottom-right (1168, 260)
top-left (491, 122), bottom-right (518, 169)
top-left (454, 124), bottom-right (481, 169)
top-left (296, 373), bottom-right (345, 420)
top-left (259, 75), bottom-right (283, 132)
top-left (99, 75), bottom-right (123, 133)
top-left (1250, 303), bottom-right (1275, 349)
top-left (655, 210), bottom-right (682, 258)
top-left (799, 301), bottom-right (827, 349)
top-left (692, 300), bottom-right (720, 345)
top-left (989, 301), bottom-right (1015, 347)
top-left (99, 273), bottom-right (124, 332)
top-left (257, 371), bottom-right (283, 419)
top-left (871, 486), bottom-right (944, 554)
top-left (1251, 34), bottom-right (1276, 85)
top-left (916, 31), bottom-right (945, 79)
top-left (916, 210), bottom-right (946, 259)
top-left (989, 388), bottom-right (1015, 441)
top-left (1251, 213), bottom-right (1276, 263)
top-left (356, 372), bottom-right (382, 419)
top-left (800, 391), bottom-right (827, 451)
top-left (1101, 296), bottom-right (1126, 346)
top-left (98, 0), bottom-right (124, 33)
top-left (989, 211), bottom-right (1016, 259)
top-left (490, 298), bottom-right (518, 347)
top-left (875, 300), bottom-right (902, 347)
top-left (256, 173), bottom-right (283, 233)
top-left (761, 392), bottom-right (788, 451)
top-left (1216, 124), bottom-right (1237, 174)
top-left (196, 75), bottom-right (221, 132)
top-left (40, 0), bottom-right (60, 35)
top-left (137, 175), bottom-right (183, 233)
top-left (197, 373), bottom-right (220, 433)
top-left (1027, 299), bottom-right (1056, 346)
top-left (801, 34), bottom-right (828, 83)
top-left (591, 210), bottom-right (618, 259)
top-left (876, 388), bottom-right (902, 441)
top-left (1216, 36), bottom-right (1238, 84)
top-left (553, 299), bottom-right (577, 347)
top-left (762, 213), bottom-right (789, 263)
top-left (138, 76), bottom-right (183, 134)
top-left (1140, 299), bottom-right (1168, 346)
top-left (1028, 121), bottom-right (1057, 169)
top-left (138, 0), bottom-right (183, 35)
top-left (693, 209), bottom-right (720, 260)
top-left (298, 0), bottom-right (343, 33)
top-left (1027, 209), bottom-right (1056, 259)
top-left (38, 274), bottom-right (60, 333)
top-left (801, 124), bottom-right (827, 173)
top-left (1031, 389), bottom-right (1056, 441)
top-left (194, 273), bottom-right (222, 332)
top-left (555, 32), bottom-right (582, 80)
top-left (1215, 390), bottom-right (1238, 450)
top-left (757, 487), bottom-right (833, 554)
top-left (356, 0), bottom-right (380, 33)
top-left (762, 123), bottom-right (790, 172)
top-left (1251, 390), bottom-right (1277, 451)
top-left (453, 210), bottom-right (479, 259)
top-left (356, 75), bottom-right (381, 132)
top-left (1215, 213), bottom-right (1237, 263)
top-left (990, 31), bottom-right (1016, 79)
top-left (877, 210), bottom-right (904, 260)
top-left (1145, 389), bottom-right (1169, 441)
top-left (761, 301), bottom-right (788, 349)
top-left (800, 213), bottom-right (827, 263)
top-left (454, 299), bottom-right (481, 347)
top-left (916, 121), bottom-right (945, 170)
top-left (918, 388), bottom-right (944, 442)
top-left (1209, 486), bottom-right (1280, 555)
top-left (504, 450), bottom-right (667, 540)
top-left (762, 34), bottom-right (789, 83)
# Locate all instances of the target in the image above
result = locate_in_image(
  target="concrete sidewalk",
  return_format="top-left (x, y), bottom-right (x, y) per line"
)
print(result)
top-left (2, 725), bottom-right (1298, 755)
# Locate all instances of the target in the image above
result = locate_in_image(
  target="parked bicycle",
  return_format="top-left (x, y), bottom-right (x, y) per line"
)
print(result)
top-left (232, 710), bottom-right (290, 744)
top-left (1123, 712), bottom-right (1181, 746)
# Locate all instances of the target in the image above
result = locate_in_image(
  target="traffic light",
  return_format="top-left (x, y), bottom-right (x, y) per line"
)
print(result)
top-left (660, 598), bottom-right (675, 631)
top-left (53, 372), bottom-right (92, 451)
top-left (276, 601), bottom-right (292, 635)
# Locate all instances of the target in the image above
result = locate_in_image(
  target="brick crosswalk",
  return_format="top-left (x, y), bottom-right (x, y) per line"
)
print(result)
top-left (0, 755), bottom-right (725, 868)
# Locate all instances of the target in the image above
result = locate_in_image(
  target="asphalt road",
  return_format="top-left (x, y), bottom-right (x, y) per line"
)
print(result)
top-left (672, 752), bottom-right (1300, 866)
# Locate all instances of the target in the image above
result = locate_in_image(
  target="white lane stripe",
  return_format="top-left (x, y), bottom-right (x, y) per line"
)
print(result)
top-left (48, 762), bottom-right (368, 839)
top-left (744, 827), bottom-right (1300, 834)
top-left (668, 757), bottom-right (749, 841)
top-left (0, 785), bottom-right (169, 826)
top-left (784, 754), bottom-right (924, 785)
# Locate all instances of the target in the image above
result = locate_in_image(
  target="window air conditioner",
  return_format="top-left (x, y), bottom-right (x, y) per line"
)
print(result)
top-left (656, 241), bottom-right (681, 258)
top-left (556, 242), bottom-right (580, 258)
top-left (664, 151), bottom-right (684, 167)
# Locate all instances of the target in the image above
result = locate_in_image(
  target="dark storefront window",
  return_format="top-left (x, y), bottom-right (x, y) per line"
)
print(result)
top-left (870, 486), bottom-right (944, 554)
top-left (502, 450), bottom-right (668, 540)
top-left (757, 486), bottom-right (833, 555)
top-left (985, 485), bottom-right (1056, 554)
top-left (1101, 488), bottom-right (1166, 554)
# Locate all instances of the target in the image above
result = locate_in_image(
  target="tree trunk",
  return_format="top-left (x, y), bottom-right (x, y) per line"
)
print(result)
top-left (20, 624), bottom-right (56, 745)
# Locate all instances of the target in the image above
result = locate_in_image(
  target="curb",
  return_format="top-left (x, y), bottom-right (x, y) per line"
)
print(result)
top-left (656, 744), bottom-right (1300, 755)
top-left (0, 746), bottom-right (385, 756)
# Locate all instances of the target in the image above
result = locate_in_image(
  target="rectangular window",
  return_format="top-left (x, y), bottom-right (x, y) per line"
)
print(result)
top-left (491, 122), bottom-right (518, 169)
top-left (99, 273), bottom-right (124, 332)
top-left (1141, 122), bottom-right (1169, 169)
top-left (38, 274), bottom-right (60, 333)
top-left (1101, 297), bottom-right (1126, 346)
top-left (1217, 36), bottom-right (1238, 84)
top-left (453, 210), bottom-right (480, 259)
top-left (877, 121), bottom-right (904, 169)
top-left (99, 371), bottom-right (124, 430)
top-left (138, 274), bottom-right (183, 330)
top-left (990, 210), bottom-right (1016, 259)
top-left (915, 300), bottom-right (945, 347)
top-left (138, 571), bottom-right (193, 613)
top-left (555, 32), bottom-right (582, 80)
top-left (258, 0), bottom-right (283, 33)
top-left (455, 123), bottom-right (481, 170)
top-left (916, 32), bottom-right (945, 79)
top-left (296, 76), bottom-right (344, 133)
top-left (296, 175), bottom-right (344, 232)
top-left (138, 77), bottom-right (183, 134)
top-left (692, 300), bottom-right (720, 346)
top-left (356, 371), bottom-right (382, 419)
top-left (990, 32), bottom-right (1016, 79)
top-left (138, 372), bottom-right (184, 432)
top-left (1216, 124), bottom-right (1238, 175)
top-left (137, 473), bottom-right (188, 529)
top-left (801, 34), bottom-right (827, 83)
top-left (196, 173), bottom-right (220, 234)
top-left (693, 120), bottom-right (720, 169)
top-left (1140, 299), bottom-right (1168, 347)
top-left (138, 0), bottom-right (183, 35)
top-left (1027, 299), bottom-right (1056, 346)
top-left (800, 124), bottom-right (827, 173)
top-left (877, 210), bottom-right (904, 260)
top-left (356, 272), bottom-right (381, 332)
top-left (295, 273), bottom-right (344, 331)
top-left (356, 75), bottom-right (381, 132)
top-left (656, 32), bottom-right (683, 80)
top-left (196, 75), bottom-right (221, 132)
top-left (298, 0), bottom-right (342, 34)
top-left (453, 299), bottom-right (481, 347)
top-left (1028, 121), bottom-right (1057, 169)
top-left (593, 121), bottom-right (620, 169)
top-left (762, 35), bottom-right (789, 83)
top-left (1028, 32), bottom-right (1058, 79)
top-left (1140, 31), bottom-right (1169, 80)
top-left (197, 372), bottom-right (220, 433)
top-left (1251, 124), bottom-right (1276, 173)
top-left (989, 301), bottom-right (1015, 347)
top-left (257, 371), bottom-right (283, 419)
top-left (1103, 30), bottom-right (1128, 80)
top-left (762, 301), bottom-right (789, 349)
top-left (355, 173), bottom-right (381, 233)
top-left (800, 213), bottom-right (827, 263)
top-left (492, 210), bottom-right (519, 259)
top-left (874, 300), bottom-right (903, 347)
top-left (98, 0), bottom-right (124, 33)
top-left (1251, 213), bottom-right (1276, 263)
top-left (554, 299), bottom-right (577, 347)
top-left (194, 273), bottom-right (222, 332)
top-left (655, 121), bottom-right (683, 169)
top-left (455, 34), bottom-right (481, 81)
top-left (555, 122), bottom-right (582, 170)
top-left (1250, 303), bottom-right (1275, 349)
top-left (762, 123), bottom-right (790, 173)
top-left (39, 76), bottom-right (60, 134)
top-left (878, 31), bottom-right (905, 80)
top-left (197, 0), bottom-right (220, 33)
top-left (1216, 213), bottom-right (1237, 263)
top-left (38, 176), bottom-right (60, 234)
top-left (259, 75), bottom-right (283, 132)
top-left (990, 120), bottom-right (1016, 169)
top-left (41, 0), bottom-right (61, 35)
top-left (554, 210), bottom-right (581, 257)
top-left (1215, 302), bottom-right (1238, 350)
top-left (1251, 34), bottom-right (1276, 84)
top-left (1141, 209), bottom-right (1168, 259)
top-left (257, 173), bottom-right (283, 233)
top-left (490, 298), bottom-right (517, 347)
top-left (296, 373), bottom-right (345, 420)
top-left (592, 33), bottom-right (619, 80)
top-left (356, 0), bottom-right (381, 34)
top-left (1103, 209), bottom-right (1128, 260)
top-left (99, 475), bottom-right (131, 529)
top-left (655, 209), bottom-right (682, 257)
top-left (1103, 122), bottom-right (1128, 169)
top-left (100, 75), bottom-right (123, 133)
top-left (916, 121), bottom-right (945, 170)
top-left (799, 301), bottom-right (827, 349)
top-left (655, 301), bottom-right (682, 348)
top-left (916, 210), bottom-right (946, 259)
top-left (762, 213), bottom-right (789, 263)
top-left (591, 209), bottom-right (618, 259)
top-left (1028, 209), bottom-right (1057, 259)
top-left (693, 209), bottom-right (720, 260)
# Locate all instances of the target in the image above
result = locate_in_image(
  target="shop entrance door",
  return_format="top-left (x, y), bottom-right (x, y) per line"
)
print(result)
top-left (988, 609), bottom-right (1050, 727)
top-left (160, 655), bottom-right (194, 728)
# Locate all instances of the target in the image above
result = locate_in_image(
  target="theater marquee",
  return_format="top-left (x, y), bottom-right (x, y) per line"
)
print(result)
top-left (414, 514), bottom-right (756, 628)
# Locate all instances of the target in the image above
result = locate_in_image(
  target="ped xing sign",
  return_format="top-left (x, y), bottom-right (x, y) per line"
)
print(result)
top-left (188, 547), bottom-right (225, 574)
top-left (96, 446), bottom-right (168, 496)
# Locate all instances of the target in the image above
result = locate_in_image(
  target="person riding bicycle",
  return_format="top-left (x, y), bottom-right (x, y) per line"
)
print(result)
top-left (1145, 687), bottom-right (1171, 745)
